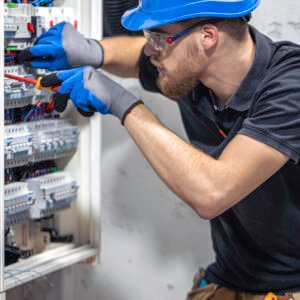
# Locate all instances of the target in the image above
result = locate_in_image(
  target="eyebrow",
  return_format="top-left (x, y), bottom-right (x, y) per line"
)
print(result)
top-left (148, 28), bottom-right (169, 34)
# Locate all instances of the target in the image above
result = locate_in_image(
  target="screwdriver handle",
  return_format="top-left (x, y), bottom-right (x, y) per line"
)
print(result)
top-left (36, 76), bottom-right (60, 93)
top-left (51, 86), bottom-right (60, 93)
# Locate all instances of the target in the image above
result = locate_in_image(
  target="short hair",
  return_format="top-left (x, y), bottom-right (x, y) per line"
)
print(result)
top-left (220, 16), bottom-right (250, 41)
top-left (178, 14), bottom-right (251, 42)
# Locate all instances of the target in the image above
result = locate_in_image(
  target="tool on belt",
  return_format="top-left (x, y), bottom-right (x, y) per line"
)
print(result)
top-left (264, 292), bottom-right (295, 300)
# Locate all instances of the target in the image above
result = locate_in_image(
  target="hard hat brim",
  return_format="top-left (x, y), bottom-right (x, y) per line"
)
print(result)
top-left (121, 0), bottom-right (260, 31)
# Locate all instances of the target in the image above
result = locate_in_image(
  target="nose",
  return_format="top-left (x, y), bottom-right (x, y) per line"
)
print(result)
top-left (144, 42), bottom-right (160, 57)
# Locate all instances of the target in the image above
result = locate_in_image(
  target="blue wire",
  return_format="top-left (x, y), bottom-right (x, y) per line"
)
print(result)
top-left (5, 110), bottom-right (11, 121)
top-left (4, 271), bottom-right (23, 285)
top-left (28, 0), bottom-right (41, 6)
top-left (38, 106), bottom-right (42, 118)
top-left (6, 269), bottom-right (54, 288)
top-left (24, 108), bottom-right (34, 121)
top-left (29, 0), bottom-right (53, 6)
top-left (32, 108), bottom-right (37, 120)
top-left (5, 56), bottom-right (16, 62)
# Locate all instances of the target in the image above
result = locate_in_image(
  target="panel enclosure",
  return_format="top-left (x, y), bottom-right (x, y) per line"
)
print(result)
top-left (0, 0), bottom-right (102, 293)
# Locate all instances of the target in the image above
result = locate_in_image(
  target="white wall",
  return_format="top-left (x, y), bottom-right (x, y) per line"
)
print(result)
top-left (73, 83), bottom-right (214, 300)
top-left (7, 1), bottom-right (300, 299)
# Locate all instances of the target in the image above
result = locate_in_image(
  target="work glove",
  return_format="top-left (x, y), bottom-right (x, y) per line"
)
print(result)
top-left (41, 67), bottom-right (144, 123)
top-left (18, 22), bottom-right (103, 71)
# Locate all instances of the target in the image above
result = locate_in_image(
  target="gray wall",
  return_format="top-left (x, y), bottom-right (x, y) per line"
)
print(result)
top-left (7, 1), bottom-right (300, 299)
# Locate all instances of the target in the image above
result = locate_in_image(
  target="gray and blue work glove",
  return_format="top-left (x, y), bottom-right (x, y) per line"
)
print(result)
top-left (18, 22), bottom-right (103, 71)
top-left (41, 67), bottom-right (144, 122)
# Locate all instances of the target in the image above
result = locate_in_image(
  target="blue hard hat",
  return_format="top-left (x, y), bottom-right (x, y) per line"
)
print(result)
top-left (121, 0), bottom-right (261, 31)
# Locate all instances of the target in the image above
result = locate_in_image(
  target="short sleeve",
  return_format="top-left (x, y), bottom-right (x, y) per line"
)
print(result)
top-left (239, 56), bottom-right (300, 163)
top-left (138, 47), bottom-right (161, 93)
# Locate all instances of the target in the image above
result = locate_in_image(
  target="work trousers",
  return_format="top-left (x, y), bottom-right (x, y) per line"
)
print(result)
top-left (187, 284), bottom-right (300, 300)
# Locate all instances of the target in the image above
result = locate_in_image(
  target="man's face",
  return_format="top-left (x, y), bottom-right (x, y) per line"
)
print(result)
top-left (144, 22), bottom-right (207, 100)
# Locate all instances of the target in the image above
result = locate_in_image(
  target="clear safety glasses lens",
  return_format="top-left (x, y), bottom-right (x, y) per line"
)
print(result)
top-left (143, 30), bottom-right (167, 52)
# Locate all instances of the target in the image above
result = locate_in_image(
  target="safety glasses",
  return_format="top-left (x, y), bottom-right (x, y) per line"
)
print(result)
top-left (144, 18), bottom-right (224, 52)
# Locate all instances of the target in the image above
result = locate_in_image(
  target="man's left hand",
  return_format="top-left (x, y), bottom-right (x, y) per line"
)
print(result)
top-left (41, 67), bottom-right (143, 123)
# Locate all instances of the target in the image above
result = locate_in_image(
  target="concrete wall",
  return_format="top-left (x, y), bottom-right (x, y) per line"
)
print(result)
top-left (7, 1), bottom-right (300, 299)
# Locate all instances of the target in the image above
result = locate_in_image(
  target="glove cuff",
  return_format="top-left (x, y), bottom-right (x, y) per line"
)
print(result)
top-left (121, 100), bottom-right (144, 125)
top-left (62, 22), bottom-right (104, 69)
top-left (90, 39), bottom-right (104, 68)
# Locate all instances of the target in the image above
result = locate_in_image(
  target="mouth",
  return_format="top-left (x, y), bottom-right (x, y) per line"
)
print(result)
top-left (151, 60), bottom-right (163, 70)
top-left (154, 64), bottom-right (166, 76)
top-left (150, 59), bottom-right (168, 77)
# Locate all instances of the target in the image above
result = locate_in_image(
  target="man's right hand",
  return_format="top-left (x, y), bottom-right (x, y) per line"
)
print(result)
top-left (18, 21), bottom-right (104, 71)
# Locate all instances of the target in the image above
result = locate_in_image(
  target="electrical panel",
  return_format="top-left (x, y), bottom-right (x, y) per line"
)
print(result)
top-left (0, 0), bottom-right (102, 295)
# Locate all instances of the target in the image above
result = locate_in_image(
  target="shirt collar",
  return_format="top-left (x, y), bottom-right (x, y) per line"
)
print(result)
top-left (217, 26), bottom-right (272, 112)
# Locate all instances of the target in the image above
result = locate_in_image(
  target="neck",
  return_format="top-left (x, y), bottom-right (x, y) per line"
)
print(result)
top-left (200, 31), bottom-right (256, 106)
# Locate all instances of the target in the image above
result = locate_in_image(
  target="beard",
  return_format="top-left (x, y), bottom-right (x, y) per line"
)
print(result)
top-left (153, 46), bottom-right (204, 101)
top-left (157, 70), bottom-right (199, 101)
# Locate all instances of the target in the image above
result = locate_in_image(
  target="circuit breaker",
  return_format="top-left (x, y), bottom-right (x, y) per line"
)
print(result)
top-left (0, 0), bottom-right (102, 296)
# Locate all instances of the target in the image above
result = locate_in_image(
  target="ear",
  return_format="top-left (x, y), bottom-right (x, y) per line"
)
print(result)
top-left (200, 24), bottom-right (219, 50)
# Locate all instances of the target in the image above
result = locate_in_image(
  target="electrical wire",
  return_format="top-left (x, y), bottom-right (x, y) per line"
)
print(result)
top-left (8, 0), bottom-right (54, 6)
top-left (4, 271), bottom-right (24, 285)
top-left (6, 269), bottom-right (54, 288)
top-left (24, 108), bottom-right (35, 121)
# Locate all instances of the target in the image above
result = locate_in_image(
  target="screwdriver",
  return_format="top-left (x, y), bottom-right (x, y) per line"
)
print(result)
top-left (4, 73), bottom-right (60, 93)
top-left (4, 73), bottom-right (96, 117)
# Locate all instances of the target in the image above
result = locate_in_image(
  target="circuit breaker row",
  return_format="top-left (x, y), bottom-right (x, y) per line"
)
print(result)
top-left (5, 119), bottom-right (79, 168)
top-left (5, 172), bottom-right (78, 225)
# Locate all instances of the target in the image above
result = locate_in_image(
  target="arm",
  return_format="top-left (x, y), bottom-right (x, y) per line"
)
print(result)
top-left (43, 67), bottom-right (289, 220)
top-left (124, 104), bottom-right (288, 220)
top-left (100, 36), bottom-right (146, 78)
top-left (18, 21), bottom-right (146, 77)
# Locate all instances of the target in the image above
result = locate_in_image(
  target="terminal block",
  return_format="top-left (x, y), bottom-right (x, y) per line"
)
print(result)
top-left (27, 171), bottom-right (78, 219)
top-left (4, 16), bottom-right (18, 36)
top-left (5, 123), bottom-right (34, 167)
top-left (4, 182), bottom-right (34, 227)
top-left (4, 75), bottom-right (36, 108)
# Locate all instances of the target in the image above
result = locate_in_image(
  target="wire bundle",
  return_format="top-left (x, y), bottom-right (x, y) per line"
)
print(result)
top-left (6, 0), bottom-right (54, 6)
top-left (24, 101), bottom-right (56, 121)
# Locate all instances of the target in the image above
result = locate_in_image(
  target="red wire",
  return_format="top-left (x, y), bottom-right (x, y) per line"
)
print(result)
top-left (219, 129), bottom-right (227, 138)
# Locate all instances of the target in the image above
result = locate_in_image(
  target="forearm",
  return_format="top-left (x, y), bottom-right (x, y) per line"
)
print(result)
top-left (124, 104), bottom-right (225, 219)
top-left (99, 36), bottom-right (146, 78)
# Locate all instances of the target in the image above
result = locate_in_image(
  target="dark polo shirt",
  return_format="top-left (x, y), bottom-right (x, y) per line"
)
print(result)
top-left (138, 26), bottom-right (300, 293)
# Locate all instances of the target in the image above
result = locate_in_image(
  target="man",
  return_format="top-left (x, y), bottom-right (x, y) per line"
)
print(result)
top-left (19, 0), bottom-right (300, 299)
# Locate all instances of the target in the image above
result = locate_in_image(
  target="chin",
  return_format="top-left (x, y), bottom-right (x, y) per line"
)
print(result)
top-left (158, 74), bottom-right (199, 101)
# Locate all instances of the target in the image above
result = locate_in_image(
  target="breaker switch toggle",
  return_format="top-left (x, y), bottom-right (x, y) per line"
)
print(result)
top-left (27, 22), bottom-right (35, 34)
